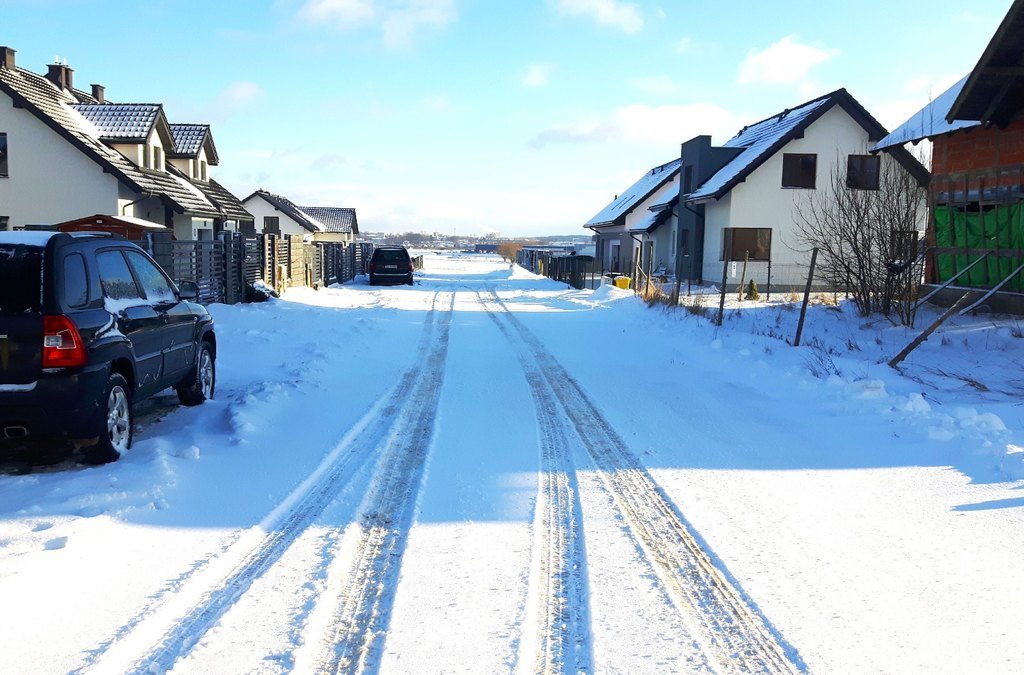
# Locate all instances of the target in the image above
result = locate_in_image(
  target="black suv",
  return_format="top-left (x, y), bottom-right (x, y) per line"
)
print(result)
top-left (0, 232), bottom-right (216, 464)
top-left (368, 246), bottom-right (415, 286)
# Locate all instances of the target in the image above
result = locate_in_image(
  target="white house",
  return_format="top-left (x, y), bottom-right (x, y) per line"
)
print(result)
top-left (0, 47), bottom-right (252, 239)
top-left (677, 89), bottom-right (930, 288)
top-left (583, 159), bottom-right (680, 274)
top-left (242, 189), bottom-right (359, 242)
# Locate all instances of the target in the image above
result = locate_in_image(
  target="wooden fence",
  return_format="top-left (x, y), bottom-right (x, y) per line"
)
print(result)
top-left (143, 232), bottom-right (374, 305)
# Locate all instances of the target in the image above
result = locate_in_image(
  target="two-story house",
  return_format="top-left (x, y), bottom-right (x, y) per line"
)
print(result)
top-left (0, 47), bottom-right (252, 239)
top-left (242, 189), bottom-right (359, 242)
top-left (678, 89), bottom-right (929, 288)
top-left (584, 159), bottom-right (681, 275)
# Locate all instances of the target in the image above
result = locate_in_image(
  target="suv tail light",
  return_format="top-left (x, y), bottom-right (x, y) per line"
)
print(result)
top-left (42, 315), bottom-right (87, 368)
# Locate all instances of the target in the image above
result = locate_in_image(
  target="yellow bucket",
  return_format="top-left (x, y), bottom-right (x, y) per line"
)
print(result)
top-left (613, 276), bottom-right (630, 290)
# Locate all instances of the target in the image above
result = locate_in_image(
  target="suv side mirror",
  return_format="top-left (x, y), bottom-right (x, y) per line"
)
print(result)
top-left (179, 280), bottom-right (199, 301)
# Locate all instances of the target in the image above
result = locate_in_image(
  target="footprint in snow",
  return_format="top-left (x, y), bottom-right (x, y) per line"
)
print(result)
top-left (43, 537), bottom-right (68, 551)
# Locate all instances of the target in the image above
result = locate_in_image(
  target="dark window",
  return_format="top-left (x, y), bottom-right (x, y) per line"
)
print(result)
top-left (142, 145), bottom-right (150, 170)
top-left (96, 250), bottom-right (142, 302)
top-left (263, 216), bottom-right (280, 235)
top-left (782, 153), bottom-right (816, 189)
top-left (125, 250), bottom-right (175, 303)
top-left (153, 146), bottom-right (162, 171)
top-left (683, 165), bottom-right (693, 194)
top-left (200, 160), bottom-right (207, 181)
top-left (0, 216), bottom-right (8, 230)
top-left (372, 249), bottom-right (410, 264)
top-left (0, 133), bottom-right (8, 177)
top-left (63, 253), bottom-right (89, 308)
top-left (847, 154), bottom-right (880, 190)
top-left (723, 228), bottom-right (771, 261)
top-left (0, 243), bottom-right (42, 314)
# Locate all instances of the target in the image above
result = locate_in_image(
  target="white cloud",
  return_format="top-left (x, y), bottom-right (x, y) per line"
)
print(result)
top-left (674, 36), bottom-right (693, 53)
top-left (528, 102), bottom-right (744, 148)
top-left (869, 73), bottom-right (964, 131)
top-left (553, 0), bottom-right (643, 34)
top-left (523, 63), bottom-right (556, 88)
top-left (631, 75), bottom-right (680, 95)
top-left (737, 35), bottom-right (838, 86)
top-left (298, 0), bottom-right (375, 25)
top-left (182, 81), bottom-right (265, 123)
top-left (296, 0), bottom-right (456, 48)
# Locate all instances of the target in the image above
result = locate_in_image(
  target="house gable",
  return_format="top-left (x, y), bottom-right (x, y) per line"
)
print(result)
top-left (948, 0), bottom-right (1024, 127)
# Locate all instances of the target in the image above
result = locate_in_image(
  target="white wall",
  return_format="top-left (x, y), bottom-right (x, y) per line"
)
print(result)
top-left (701, 106), bottom-right (925, 286)
top-left (242, 195), bottom-right (312, 236)
top-left (0, 92), bottom-right (121, 228)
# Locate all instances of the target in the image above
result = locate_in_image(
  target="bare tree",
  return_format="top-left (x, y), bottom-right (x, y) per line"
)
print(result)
top-left (794, 153), bottom-right (927, 324)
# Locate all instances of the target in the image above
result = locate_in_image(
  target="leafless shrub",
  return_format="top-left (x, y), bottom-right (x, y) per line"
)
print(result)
top-left (794, 151), bottom-right (928, 325)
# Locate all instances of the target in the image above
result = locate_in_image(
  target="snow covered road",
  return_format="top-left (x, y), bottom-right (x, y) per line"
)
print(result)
top-left (2, 253), bottom-right (1023, 674)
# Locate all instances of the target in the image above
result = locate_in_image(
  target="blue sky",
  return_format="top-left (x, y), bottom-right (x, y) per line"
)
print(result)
top-left (0, 0), bottom-right (1012, 235)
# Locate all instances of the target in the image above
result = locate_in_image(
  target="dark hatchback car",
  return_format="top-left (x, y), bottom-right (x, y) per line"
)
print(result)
top-left (0, 232), bottom-right (216, 465)
top-left (368, 246), bottom-right (415, 286)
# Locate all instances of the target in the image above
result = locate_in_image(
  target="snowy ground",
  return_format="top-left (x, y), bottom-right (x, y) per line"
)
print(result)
top-left (1, 253), bottom-right (1022, 674)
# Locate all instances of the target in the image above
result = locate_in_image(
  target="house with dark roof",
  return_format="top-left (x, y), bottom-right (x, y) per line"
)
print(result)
top-left (242, 190), bottom-right (359, 242)
top-left (584, 158), bottom-right (681, 274)
top-left (0, 47), bottom-right (253, 239)
top-left (875, 0), bottom-right (1024, 306)
top-left (676, 89), bottom-right (928, 287)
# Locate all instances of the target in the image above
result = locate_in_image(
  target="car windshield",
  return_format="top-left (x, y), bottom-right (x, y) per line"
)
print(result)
top-left (0, 244), bottom-right (43, 315)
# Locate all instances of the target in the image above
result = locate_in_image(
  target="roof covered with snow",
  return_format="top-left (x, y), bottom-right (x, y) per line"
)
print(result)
top-left (169, 123), bottom-right (220, 164)
top-left (0, 64), bottom-right (231, 219)
top-left (585, 159), bottom-right (681, 228)
top-left (298, 206), bottom-right (359, 234)
top-left (688, 93), bottom-right (837, 201)
top-left (71, 103), bottom-right (162, 142)
top-left (628, 207), bottom-right (671, 234)
top-left (873, 77), bottom-right (982, 152)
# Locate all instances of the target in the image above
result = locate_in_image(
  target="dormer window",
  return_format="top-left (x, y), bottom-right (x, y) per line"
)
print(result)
top-left (200, 160), bottom-right (207, 182)
top-left (142, 145), bottom-right (150, 169)
top-left (153, 146), bottom-right (162, 171)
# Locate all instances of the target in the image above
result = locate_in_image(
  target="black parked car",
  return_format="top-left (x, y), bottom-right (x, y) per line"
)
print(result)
top-left (368, 246), bottom-right (415, 286)
top-left (0, 232), bottom-right (216, 465)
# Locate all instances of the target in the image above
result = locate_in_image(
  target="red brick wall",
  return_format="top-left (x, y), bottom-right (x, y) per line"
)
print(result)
top-left (932, 116), bottom-right (1024, 174)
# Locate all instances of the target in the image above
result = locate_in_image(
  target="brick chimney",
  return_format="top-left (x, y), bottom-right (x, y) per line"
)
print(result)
top-left (91, 84), bottom-right (105, 103)
top-left (45, 59), bottom-right (74, 91)
top-left (0, 47), bottom-right (15, 71)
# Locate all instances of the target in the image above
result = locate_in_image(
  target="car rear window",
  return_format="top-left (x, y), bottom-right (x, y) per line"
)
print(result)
top-left (373, 249), bottom-right (409, 264)
top-left (63, 253), bottom-right (89, 308)
top-left (0, 244), bottom-right (43, 315)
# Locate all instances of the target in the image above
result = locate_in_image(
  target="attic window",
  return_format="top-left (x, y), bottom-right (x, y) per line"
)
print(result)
top-left (847, 154), bottom-right (880, 190)
top-left (782, 153), bottom-right (816, 189)
top-left (153, 146), bottom-right (162, 171)
top-left (200, 160), bottom-right (207, 182)
top-left (0, 133), bottom-right (7, 177)
top-left (142, 145), bottom-right (150, 170)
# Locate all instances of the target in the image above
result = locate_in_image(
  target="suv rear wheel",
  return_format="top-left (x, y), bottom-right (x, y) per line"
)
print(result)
top-left (81, 373), bottom-right (133, 465)
top-left (177, 342), bottom-right (215, 406)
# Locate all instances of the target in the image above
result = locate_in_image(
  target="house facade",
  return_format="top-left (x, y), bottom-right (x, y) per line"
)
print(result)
top-left (242, 190), bottom-right (359, 242)
top-left (681, 89), bottom-right (929, 288)
top-left (584, 159), bottom-right (680, 274)
top-left (0, 47), bottom-right (252, 239)
top-left (876, 0), bottom-right (1024, 301)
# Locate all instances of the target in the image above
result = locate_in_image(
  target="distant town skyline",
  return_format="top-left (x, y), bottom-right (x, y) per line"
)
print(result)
top-left (0, 0), bottom-right (1010, 235)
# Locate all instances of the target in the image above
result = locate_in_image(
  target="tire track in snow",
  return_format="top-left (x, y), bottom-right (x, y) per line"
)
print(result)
top-left (78, 292), bottom-right (451, 675)
top-left (485, 288), bottom-right (801, 675)
top-left (478, 291), bottom-right (591, 675)
top-left (311, 291), bottom-right (456, 674)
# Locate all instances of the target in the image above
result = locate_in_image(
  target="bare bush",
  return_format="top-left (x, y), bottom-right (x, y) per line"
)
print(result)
top-left (794, 153), bottom-right (927, 324)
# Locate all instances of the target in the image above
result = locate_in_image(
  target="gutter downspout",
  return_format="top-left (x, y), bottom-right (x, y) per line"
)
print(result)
top-left (121, 192), bottom-right (153, 217)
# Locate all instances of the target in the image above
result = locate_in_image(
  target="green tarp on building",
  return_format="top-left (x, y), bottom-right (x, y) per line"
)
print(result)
top-left (934, 203), bottom-right (1024, 290)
